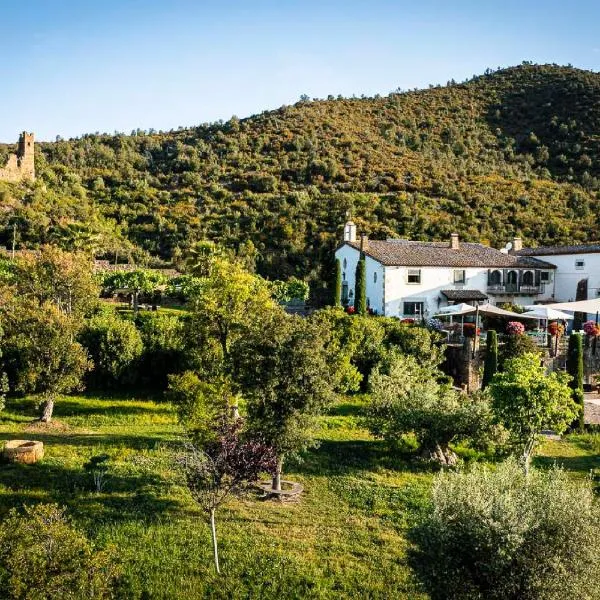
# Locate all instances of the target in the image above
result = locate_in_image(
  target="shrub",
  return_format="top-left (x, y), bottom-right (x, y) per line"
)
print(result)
top-left (500, 331), bottom-right (540, 367)
top-left (567, 332), bottom-right (585, 431)
top-left (80, 310), bottom-right (143, 388)
top-left (482, 330), bottom-right (498, 389)
top-left (409, 460), bottom-right (600, 600)
top-left (462, 323), bottom-right (480, 337)
top-left (547, 321), bottom-right (564, 336)
top-left (0, 504), bottom-right (118, 599)
top-left (583, 320), bottom-right (600, 336)
top-left (134, 312), bottom-right (186, 388)
top-left (506, 321), bottom-right (525, 335)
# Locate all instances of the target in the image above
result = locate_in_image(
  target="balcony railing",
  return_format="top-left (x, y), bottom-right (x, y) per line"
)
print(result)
top-left (487, 284), bottom-right (542, 294)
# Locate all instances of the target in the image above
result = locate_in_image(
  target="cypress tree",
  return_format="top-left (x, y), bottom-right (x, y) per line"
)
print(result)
top-left (482, 330), bottom-right (498, 389)
top-left (566, 332), bottom-right (585, 432)
top-left (354, 256), bottom-right (367, 315)
top-left (334, 258), bottom-right (342, 307)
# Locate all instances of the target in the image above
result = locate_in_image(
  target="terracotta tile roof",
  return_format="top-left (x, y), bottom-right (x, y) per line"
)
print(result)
top-left (441, 289), bottom-right (488, 301)
top-left (516, 243), bottom-right (600, 257)
top-left (344, 240), bottom-right (556, 269)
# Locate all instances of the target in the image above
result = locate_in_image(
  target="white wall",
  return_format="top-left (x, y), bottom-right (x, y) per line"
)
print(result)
top-left (335, 245), bottom-right (385, 313)
top-left (383, 266), bottom-right (491, 318)
top-left (335, 243), bottom-right (559, 318)
top-left (528, 252), bottom-right (600, 303)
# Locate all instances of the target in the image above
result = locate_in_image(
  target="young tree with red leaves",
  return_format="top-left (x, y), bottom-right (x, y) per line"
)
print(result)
top-left (178, 419), bottom-right (276, 574)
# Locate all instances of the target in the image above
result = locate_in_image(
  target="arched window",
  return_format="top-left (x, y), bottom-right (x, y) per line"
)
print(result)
top-left (507, 271), bottom-right (518, 285)
top-left (374, 272), bottom-right (377, 283)
top-left (343, 258), bottom-right (347, 269)
top-left (522, 271), bottom-right (534, 286)
top-left (490, 270), bottom-right (502, 285)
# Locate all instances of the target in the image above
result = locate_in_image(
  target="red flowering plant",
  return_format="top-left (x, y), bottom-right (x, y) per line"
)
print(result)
top-left (506, 321), bottom-right (525, 336)
top-left (463, 323), bottom-right (480, 337)
top-left (346, 305), bottom-right (356, 315)
top-left (583, 320), bottom-right (600, 337)
top-left (547, 322), bottom-right (564, 337)
top-left (400, 318), bottom-right (416, 325)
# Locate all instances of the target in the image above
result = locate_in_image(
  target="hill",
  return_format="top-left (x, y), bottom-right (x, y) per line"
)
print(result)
top-left (1, 62), bottom-right (600, 290)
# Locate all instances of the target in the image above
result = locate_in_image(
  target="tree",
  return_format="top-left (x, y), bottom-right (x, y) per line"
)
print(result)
top-left (409, 460), bottom-right (600, 600)
top-left (11, 246), bottom-right (98, 319)
top-left (489, 353), bottom-right (576, 474)
top-left (354, 256), bottom-right (366, 315)
top-left (177, 420), bottom-right (276, 574)
top-left (366, 351), bottom-right (494, 464)
top-left (482, 330), bottom-right (498, 388)
top-left (0, 504), bottom-right (118, 599)
top-left (334, 258), bottom-right (342, 307)
top-left (79, 310), bottom-right (143, 388)
top-left (185, 240), bottom-right (223, 277)
top-left (566, 332), bottom-right (585, 431)
top-left (233, 314), bottom-right (335, 490)
top-left (101, 270), bottom-right (167, 314)
top-left (186, 260), bottom-right (281, 365)
top-left (3, 301), bottom-right (91, 422)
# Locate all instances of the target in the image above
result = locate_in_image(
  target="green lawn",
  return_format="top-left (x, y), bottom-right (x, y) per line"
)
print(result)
top-left (0, 394), bottom-right (597, 599)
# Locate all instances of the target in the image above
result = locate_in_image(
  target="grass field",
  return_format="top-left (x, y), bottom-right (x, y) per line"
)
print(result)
top-left (0, 394), bottom-right (597, 599)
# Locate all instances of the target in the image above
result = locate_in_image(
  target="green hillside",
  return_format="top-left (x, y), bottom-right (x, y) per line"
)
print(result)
top-left (1, 62), bottom-right (600, 288)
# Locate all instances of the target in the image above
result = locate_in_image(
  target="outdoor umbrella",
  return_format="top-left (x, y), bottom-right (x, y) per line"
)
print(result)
top-left (521, 307), bottom-right (574, 320)
top-left (543, 298), bottom-right (600, 315)
top-left (437, 303), bottom-right (475, 314)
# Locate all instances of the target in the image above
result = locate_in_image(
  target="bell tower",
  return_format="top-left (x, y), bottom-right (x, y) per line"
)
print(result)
top-left (343, 220), bottom-right (357, 242)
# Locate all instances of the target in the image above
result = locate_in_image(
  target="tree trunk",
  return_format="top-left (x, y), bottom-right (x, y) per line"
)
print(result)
top-left (40, 397), bottom-right (55, 423)
top-left (272, 456), bottom-right (284, 491)
top-left (210, 508), bottom-right (220, 574)
top-left (421, 443), bottom-right (458, 466)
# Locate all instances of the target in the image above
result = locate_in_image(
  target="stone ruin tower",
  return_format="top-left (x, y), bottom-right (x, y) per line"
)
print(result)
top-left (0, 132), bottom-right (35, 182)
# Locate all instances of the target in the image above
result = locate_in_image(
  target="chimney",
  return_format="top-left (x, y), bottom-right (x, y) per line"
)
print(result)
top-left (450, 233), bottom-right (459, 250)
top-left (360, 234), bottom-right (369, 252)
top-left (512, 237), bottom-right (523, 252)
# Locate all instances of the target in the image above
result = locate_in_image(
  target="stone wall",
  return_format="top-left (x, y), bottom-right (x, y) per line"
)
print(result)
top-left (0, 132), bottom-right (35, 182)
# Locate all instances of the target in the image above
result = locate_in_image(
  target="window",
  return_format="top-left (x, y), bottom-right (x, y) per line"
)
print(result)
top-left (522, 271), bottom-right (534, 286)
top-left (403, 301), bottom-right (424, 317)
top-left (373, 272), bottom-right (377, 283)
top-left (343, 258), bottom-right (347, 269)
top-left (540, 271), bottom-right (551, 283)
top-left (575, 259), bottom-right (585, 270)
top-left (342, 272), bottom-right (346, 281)
top-left (489, 270), bottom-right (502, 286)
top-left (453, 269), bottom-right (466, 284)
top-left (407, 269), bottom-right (421, 284)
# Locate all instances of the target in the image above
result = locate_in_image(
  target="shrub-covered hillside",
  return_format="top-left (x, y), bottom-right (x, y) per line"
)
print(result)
top-left (1, 63), bottom-right (600, 285)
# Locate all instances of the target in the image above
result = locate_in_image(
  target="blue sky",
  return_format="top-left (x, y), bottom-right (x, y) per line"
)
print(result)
top-left (1, 0), bottom-right (599, 141)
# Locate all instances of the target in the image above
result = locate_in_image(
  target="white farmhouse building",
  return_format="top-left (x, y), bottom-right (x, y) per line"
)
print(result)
top-left (515, 243), bottom-right (600, 305)
top-left (335, 222), bottom-right (557, 319)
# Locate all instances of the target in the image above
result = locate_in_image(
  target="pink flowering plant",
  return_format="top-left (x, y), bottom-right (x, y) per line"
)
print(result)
top-left (583, 320), bottom-right (600, 337)
top-left (506, 321), bottom-right (525, 336)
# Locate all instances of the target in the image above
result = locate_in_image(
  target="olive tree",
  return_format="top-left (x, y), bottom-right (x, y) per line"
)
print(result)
top-left (3, 301), bottom-right (91, 422)
top-left (366, 351), bottom-right (495, 465)
top-left (409, 460), bottom-right (600, 600)
top-left (489, 352), bottom-right (576, 474)
top-left (233, 313), bottom-right (335, 490)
